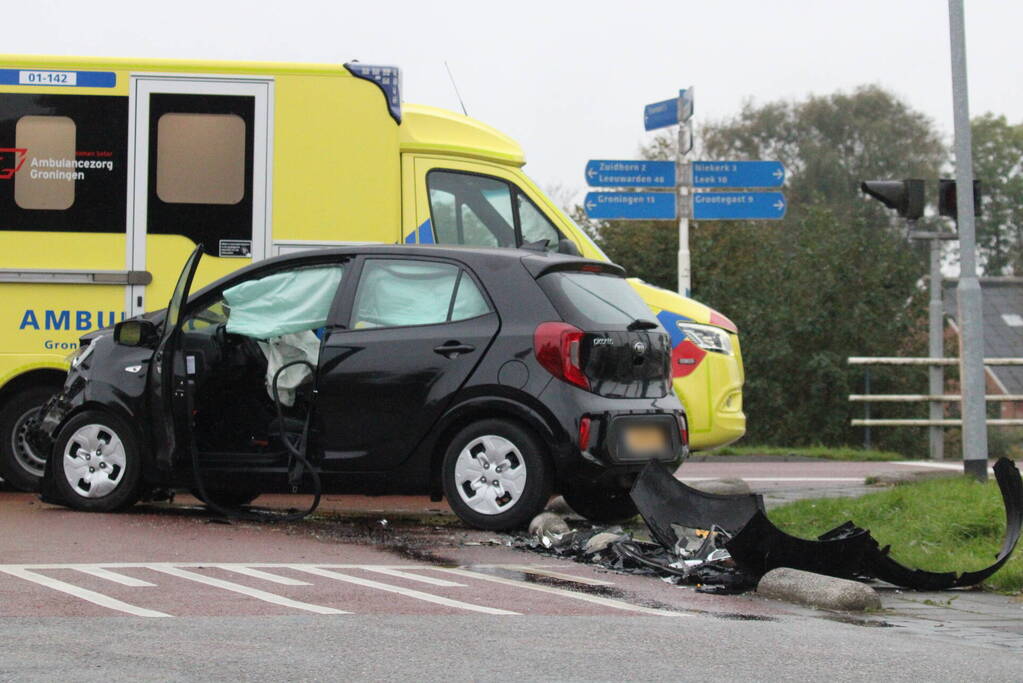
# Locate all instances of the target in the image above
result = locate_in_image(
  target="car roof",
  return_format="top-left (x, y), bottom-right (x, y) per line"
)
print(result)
top-left (190, 243), bottom-right (624, 300)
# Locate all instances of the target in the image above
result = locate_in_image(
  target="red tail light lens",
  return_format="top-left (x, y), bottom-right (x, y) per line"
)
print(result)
top-left (534, 322), bottom-right (590, 390)
top-left (679, 415), bottom-right (689, 447)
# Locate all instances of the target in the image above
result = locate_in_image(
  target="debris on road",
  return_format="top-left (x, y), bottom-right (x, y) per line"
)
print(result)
top-left (520, 458), bottom-right (1023, 596)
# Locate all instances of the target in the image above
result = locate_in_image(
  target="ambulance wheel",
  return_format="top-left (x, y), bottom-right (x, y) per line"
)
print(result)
top-left (561, 482), bottom-right (638, 523)
top-left (442, 418), bottom-right (553, 531)
top-left (52, 411), bottom-right (141, 512)
top-left (0, 386), bottom-right (59, 492)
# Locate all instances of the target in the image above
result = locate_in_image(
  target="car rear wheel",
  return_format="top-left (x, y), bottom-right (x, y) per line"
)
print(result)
top-left (0, 386), bottom-right (60, 492)
top-left (52, 411), bottom-right (141, 512)
top-left (442, 418), bottom-right (553, 531)
top-left (561, 482), bottom-right (638, 523)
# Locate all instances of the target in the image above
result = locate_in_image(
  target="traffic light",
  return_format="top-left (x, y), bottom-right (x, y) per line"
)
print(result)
top-left (860, 179), bottom-right (925, 219)
top-left (938, 179), bottom-right (982, 219)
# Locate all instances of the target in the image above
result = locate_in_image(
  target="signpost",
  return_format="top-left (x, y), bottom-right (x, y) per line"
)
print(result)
top-left (584, 86), bottom-right (788, 296)
top-left (585, 160), bottom-right (675, 188)
top-left (584, 191), bottom-right (677, 220)
top-left (690, 160), bottom-right (784, 189)
top-left (689, 191), bottom-right (786, 220)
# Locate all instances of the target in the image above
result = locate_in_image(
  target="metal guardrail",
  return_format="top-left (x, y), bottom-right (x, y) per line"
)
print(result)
top-left (847, 357), bottom-right (1023, 429)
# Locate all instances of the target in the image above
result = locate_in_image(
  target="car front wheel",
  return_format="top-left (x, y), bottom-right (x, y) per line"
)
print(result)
top-left (52, 411), bottom-right (141, 512)
top-left (442, 418), bottom-right (553, 531)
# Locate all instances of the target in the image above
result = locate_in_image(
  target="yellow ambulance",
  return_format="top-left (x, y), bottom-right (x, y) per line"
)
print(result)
top-left (0, 55), bottom-right (745, 490)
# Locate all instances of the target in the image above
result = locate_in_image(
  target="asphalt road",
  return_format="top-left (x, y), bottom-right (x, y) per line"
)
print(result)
top-left (1, 460), bottom-right (1021, 680)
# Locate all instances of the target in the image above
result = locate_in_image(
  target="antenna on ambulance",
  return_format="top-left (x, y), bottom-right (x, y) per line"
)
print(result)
top-left (444, 61), bottom-right (469, 117)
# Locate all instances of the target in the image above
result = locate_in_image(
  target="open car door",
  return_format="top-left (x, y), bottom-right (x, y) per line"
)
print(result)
top-left (149, 244), bottom-right (204, 473)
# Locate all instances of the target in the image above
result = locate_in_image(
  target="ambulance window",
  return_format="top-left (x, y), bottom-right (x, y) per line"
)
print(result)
top-left (517, 192), bottom-right (561, 251)
top-left (14, 115), bottom-right (77, 210)
top-left (156, 113), bottom-right (245, 205)
top-left (427, 171), bottom-right (516, 248)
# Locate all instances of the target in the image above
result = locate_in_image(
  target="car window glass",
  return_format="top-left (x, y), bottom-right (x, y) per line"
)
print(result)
top-left (450, 272), bottom-right (490, 321)
top-left (352, 259), bottom-right (488, 328)
top-left (517, 192), bottom-right (561, 251)
top-left (183, 298), bottom-right (229, 332)
top-left (538, 272), bottom-right (654, 329)
top-left (427, 171), bottom-right (515, 247)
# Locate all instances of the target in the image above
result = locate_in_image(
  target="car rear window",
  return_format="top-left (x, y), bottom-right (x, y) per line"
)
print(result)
top-left (538, 271), bottom-right (655, 329)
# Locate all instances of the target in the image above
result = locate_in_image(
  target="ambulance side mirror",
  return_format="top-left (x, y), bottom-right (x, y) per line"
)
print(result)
top-left (114, 319), bottom-right (159, 348)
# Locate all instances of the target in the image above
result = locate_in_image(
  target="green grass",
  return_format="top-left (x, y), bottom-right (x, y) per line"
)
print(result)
top-left (709, 445), bottom-right (904, 461)
top-left (767, 476), bottom-right (1022, 594)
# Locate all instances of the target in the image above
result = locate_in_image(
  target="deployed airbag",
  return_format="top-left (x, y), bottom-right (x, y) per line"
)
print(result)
top-left (224, 266), bottom-right (343, 339)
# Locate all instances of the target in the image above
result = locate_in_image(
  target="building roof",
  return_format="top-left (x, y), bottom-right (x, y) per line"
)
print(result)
top-left (943, 278), bottom-right (1023, 394)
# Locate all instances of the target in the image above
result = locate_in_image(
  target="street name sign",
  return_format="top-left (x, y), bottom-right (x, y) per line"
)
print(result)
top-left (585, 160), bottom-right (676, 188)
top-left (585, 191), bottom-right (677, 220)
top-left (690, 191), bottom-right (786, 220)
top-left (644, 97), bottom-right (678, 131)
top-left (691, 160), bottom-right (785, 188)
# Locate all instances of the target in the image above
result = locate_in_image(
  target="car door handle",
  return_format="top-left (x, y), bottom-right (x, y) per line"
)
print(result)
top-left (433, 342), bottom-right (476, 358)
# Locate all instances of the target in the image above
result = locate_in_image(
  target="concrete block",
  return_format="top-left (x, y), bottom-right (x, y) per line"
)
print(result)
top-left (757, 567), bottom-right (882, 612)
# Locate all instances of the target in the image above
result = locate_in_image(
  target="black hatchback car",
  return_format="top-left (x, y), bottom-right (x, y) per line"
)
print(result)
top-left (38, 244), bottom-right (687, 529)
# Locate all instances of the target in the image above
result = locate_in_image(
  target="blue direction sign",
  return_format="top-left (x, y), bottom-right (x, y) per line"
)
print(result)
top-left (691, 161), bottom-right (785, 188)
top-left (585, 160), bottom-right (676, 188)
top-left (644, 88), bottom-right (692, 131)
top-left (691, 192), bottom-right (787, 220)
top-left (585, 191), bottom-right (677, 220)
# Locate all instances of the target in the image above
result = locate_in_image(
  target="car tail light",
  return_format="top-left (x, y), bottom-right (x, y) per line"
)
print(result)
top-left (534, 322), bottom-right (590, 390)
top-left (679, 415), bottom-right (689, 447)
top-left (578, 415), bottom-right (591, 450)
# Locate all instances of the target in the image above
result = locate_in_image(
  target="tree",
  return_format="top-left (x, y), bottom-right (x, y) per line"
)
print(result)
top-left (970, 114), bottom-right (1023, 274)
top-left (583, 85), bottom-right (947, 449)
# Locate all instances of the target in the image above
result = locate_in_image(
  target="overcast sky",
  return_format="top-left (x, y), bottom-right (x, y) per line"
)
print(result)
top-left (8, 0), bottom-right (1020, 205)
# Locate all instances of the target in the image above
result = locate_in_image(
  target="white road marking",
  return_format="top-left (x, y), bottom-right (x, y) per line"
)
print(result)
top-left (147, 565), bottom-right (346, 615)
top-left (431, 567), bottom-right (684, 617)
top-left (893, 460), bottom-right (995, 473)
top-left (73, 566), bottom-right (156, 587)
top-left (358, 566), bottom-right (465, 587)
top-left (292, 566), bottom-right (518, 615)
top-left (475, 564), bottom-right (616, 587)
top-left (216, 566), bottom-right (313, 586)
top-left (0, 566), bottom-right (169, 618)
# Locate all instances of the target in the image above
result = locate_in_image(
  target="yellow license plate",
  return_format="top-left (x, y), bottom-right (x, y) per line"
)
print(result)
top-left (624, 424), bottom-right (667, 452)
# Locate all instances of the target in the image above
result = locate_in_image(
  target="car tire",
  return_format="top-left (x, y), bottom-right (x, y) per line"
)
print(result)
top-left (190, 486), bottom-right (262, 508)
top-left (0, 385), bottom-right (60, 492)
top-left (442, 418), bottom-right (553, 531)
top-left (51, 410), bottom-right (141, 512)
top-left (561, 482), bottom-right (638, 524)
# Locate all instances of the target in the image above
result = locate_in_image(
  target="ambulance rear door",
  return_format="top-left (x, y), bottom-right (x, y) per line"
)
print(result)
top-left (127, 75), bottom-right (272, 317)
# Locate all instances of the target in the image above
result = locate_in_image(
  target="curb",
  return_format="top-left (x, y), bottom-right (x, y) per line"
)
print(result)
top-left (866, 469), bottom-right (959, 486)
top-left (756, 567), bottom-right (881, 612)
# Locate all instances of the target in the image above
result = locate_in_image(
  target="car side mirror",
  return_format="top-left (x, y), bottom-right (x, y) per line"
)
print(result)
top-left (557, 239), bottom-right (582, 256)
top-left (114, 319), bottom-right (159, 347)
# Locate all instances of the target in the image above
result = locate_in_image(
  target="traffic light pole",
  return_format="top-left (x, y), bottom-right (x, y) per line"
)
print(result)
top-left (949, 0), bottom-right (988, 480)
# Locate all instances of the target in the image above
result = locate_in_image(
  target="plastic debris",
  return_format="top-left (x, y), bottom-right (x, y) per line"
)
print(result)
top-left (515, 458), bottom-right (1023, 594)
